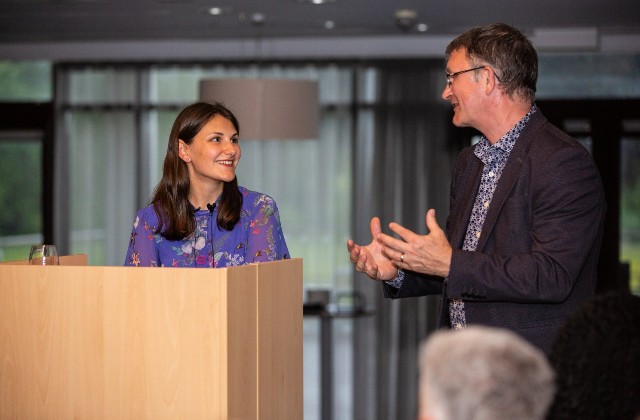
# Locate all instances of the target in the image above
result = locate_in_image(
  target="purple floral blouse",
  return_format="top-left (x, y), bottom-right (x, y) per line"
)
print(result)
top-left (124, 186), bottom-right (289, 268)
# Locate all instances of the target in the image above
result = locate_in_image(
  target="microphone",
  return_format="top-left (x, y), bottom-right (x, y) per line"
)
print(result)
top-left (192, 203), bottom-right (216, 214)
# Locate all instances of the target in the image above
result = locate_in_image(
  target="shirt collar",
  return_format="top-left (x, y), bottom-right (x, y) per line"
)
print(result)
top-left (475, 104), bottom-right (537, 160)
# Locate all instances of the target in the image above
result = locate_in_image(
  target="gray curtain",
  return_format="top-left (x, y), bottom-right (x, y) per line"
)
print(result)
top-left (352, 61), bottom-right (460, 420)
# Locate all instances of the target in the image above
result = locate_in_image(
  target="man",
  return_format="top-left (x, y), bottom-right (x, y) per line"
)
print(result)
top-left (347, 23), bottom-right (606, 353)
top-left (418, 326), bottom-right (555, 420)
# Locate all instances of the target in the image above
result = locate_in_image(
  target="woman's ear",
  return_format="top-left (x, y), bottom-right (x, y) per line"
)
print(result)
top-left (178, 139), bottom-right (191, 163)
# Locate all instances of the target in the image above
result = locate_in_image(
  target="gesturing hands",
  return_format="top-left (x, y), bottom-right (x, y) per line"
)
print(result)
top-left (347, 209), bottom-right (452, 280)
top-left (347, 217), bottom-right (398, 281)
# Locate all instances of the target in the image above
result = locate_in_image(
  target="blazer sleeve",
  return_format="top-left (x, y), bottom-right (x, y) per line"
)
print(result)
top-left (382, 147), bottom-right (466, 301)
top-left (382, 271), bottom-right (444, 299)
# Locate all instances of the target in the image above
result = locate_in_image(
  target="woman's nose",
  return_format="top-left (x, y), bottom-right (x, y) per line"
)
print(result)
top-left (224, 141), bottom-right (237, 155)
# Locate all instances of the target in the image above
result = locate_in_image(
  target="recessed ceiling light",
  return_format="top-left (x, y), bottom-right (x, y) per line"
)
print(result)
top-left (324, 20), bottom-right (335, 30)
top-left (297, 0), bottom-right (337, 4)
top-left (394, 8), bottom-right (418, 31)
top-left (251, 12), bottom-right (267, 25)
top-left (204, 6), bottom-right (235, 16)
top-left (417, 23), bottom-right (428, 32)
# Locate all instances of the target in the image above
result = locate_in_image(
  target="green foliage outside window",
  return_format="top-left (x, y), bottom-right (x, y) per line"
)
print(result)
top-left (0, 61), bottom-right (51, 101)
top-left (0, 61), bottom-right (50, 261)
top-left (0, 142), bottom-right (42, 235)
top-left (621, 139), bottom-right (640, 293)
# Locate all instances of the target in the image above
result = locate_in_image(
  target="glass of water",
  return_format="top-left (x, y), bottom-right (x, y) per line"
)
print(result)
top-left (28, 244), bottom-right (59, 265)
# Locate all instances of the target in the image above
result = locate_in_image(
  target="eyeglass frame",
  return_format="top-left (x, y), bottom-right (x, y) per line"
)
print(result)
top-left (445, 65), bottom-right (501, 87)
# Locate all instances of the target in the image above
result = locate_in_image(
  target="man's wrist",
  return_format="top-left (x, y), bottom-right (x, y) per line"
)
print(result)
top-left (385, 268), bottom-right (405, 288)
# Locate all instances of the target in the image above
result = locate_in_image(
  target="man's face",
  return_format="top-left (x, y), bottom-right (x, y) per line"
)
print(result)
top-left (441, 48), bottom-right (486, 129)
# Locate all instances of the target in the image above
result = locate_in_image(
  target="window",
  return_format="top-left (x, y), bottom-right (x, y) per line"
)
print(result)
top-left (0, 60), bottom-right (51, 102)
top-left (0, 132), bottom-right (43, 261)
top-left (621, 134), bottom-right (640, 293)
top-left (57, 63), bottom-right (353, 289)
top-left (56, 62), bottom-right (355, 419)
top-left (0, 60), bottom-right (52, 262)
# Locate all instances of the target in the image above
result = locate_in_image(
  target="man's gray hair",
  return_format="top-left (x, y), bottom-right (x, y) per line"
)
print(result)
top-left (445, 23), bottom-right (538, 104)
top-left (419, 326), bottom-right (555, 420)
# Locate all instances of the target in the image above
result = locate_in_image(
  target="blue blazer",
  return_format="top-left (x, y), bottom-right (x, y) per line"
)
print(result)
top-left (384, 110), bottom-right (606, 353)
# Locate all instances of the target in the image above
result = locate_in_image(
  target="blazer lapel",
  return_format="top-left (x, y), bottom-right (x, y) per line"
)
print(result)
top-left (449, 153), bottom-right (483, 249)
top-left (476, 112), bottom-right (544, 251)
top-left (477, 151), bottom-right (524, 251)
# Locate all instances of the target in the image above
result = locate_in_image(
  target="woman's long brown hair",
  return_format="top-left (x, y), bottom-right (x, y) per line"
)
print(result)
top-left (150, 102), bottom-right (243, 241)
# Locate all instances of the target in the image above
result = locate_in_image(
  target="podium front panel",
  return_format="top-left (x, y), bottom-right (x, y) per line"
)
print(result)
top-left (0, 259), bottom-right (302, 419)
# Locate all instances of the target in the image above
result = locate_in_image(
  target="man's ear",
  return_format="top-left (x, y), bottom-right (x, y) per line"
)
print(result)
top-left (484, 67), bottom-right (498, 94)
top-left (178, 139), bottom-right (191, 163)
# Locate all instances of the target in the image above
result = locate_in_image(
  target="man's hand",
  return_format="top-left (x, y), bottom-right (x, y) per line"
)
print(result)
top-left (377, 209), bottom-right (452, 278)
top-left (347, 217), bottom-right (399, 281)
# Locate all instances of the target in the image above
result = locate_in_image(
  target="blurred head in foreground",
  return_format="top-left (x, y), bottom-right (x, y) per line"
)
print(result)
top-left (418, 326), bottom-right (555, 420)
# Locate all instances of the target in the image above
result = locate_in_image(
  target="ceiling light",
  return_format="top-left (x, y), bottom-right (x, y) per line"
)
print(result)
top-left (394, 9), bottom-right (418, 31)
top-left (251, 12), bottom-right (266, 25)
top-left (324, 20), bottom-right (335, 30)
top-left (296, 0), bottom-right (337, 4)
top-left (207, 7), bottom-right (223, 15)
top-left (417, 23), bottom-right (428, 32)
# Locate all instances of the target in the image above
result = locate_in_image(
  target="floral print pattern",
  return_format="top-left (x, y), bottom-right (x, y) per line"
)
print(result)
top-left (124, 186), bottom-right (289, 268)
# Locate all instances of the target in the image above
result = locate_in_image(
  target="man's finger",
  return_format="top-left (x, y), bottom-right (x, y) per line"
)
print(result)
top-left (377, 232), bottom-right (407, 251)
top-left (425, 209), bottom-right (442, 233)
top-left (370, 217), bottom-right (382, 237)
top-left (387, 222), bottom-right (419, 243)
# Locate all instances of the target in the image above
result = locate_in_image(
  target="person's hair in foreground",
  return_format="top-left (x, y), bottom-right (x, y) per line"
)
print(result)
top-left (151, 101), bottom-right (243, 240)
top-left (418, 326), bottom-right (555, 420)
top-left (547, 291), bottom-right (640, 420)
top-left (445, 22), bottom-right (538, 104)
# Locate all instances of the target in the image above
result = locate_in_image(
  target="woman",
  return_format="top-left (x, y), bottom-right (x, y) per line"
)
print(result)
top-left (124, 102), bottom-right (289, 267)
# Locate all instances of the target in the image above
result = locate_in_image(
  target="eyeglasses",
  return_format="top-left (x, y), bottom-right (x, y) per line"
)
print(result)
top-left (445, 66), bottom-right (486, 87)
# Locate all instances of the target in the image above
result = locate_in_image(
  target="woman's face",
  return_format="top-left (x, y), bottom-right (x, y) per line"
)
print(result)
top-left (178, 114), bottom-right (241, 186)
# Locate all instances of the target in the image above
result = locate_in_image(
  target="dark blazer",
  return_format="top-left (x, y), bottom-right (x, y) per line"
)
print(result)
top-left (383, 110), bottom-right (606, 353)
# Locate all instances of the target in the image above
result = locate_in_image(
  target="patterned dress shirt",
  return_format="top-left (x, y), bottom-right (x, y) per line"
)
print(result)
top-left (449, 105), bottom-right (537, 330)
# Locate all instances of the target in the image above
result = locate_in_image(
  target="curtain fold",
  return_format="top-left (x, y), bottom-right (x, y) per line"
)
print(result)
top-left (352, 61), bottom-right (456, 420)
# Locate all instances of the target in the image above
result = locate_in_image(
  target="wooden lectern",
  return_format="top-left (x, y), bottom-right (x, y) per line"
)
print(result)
top-left (0, 257), bottom-right (303, 420)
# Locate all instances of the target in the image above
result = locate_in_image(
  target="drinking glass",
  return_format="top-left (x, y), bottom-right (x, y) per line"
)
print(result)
top-left (29, 244), bottom-right (59, 265)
